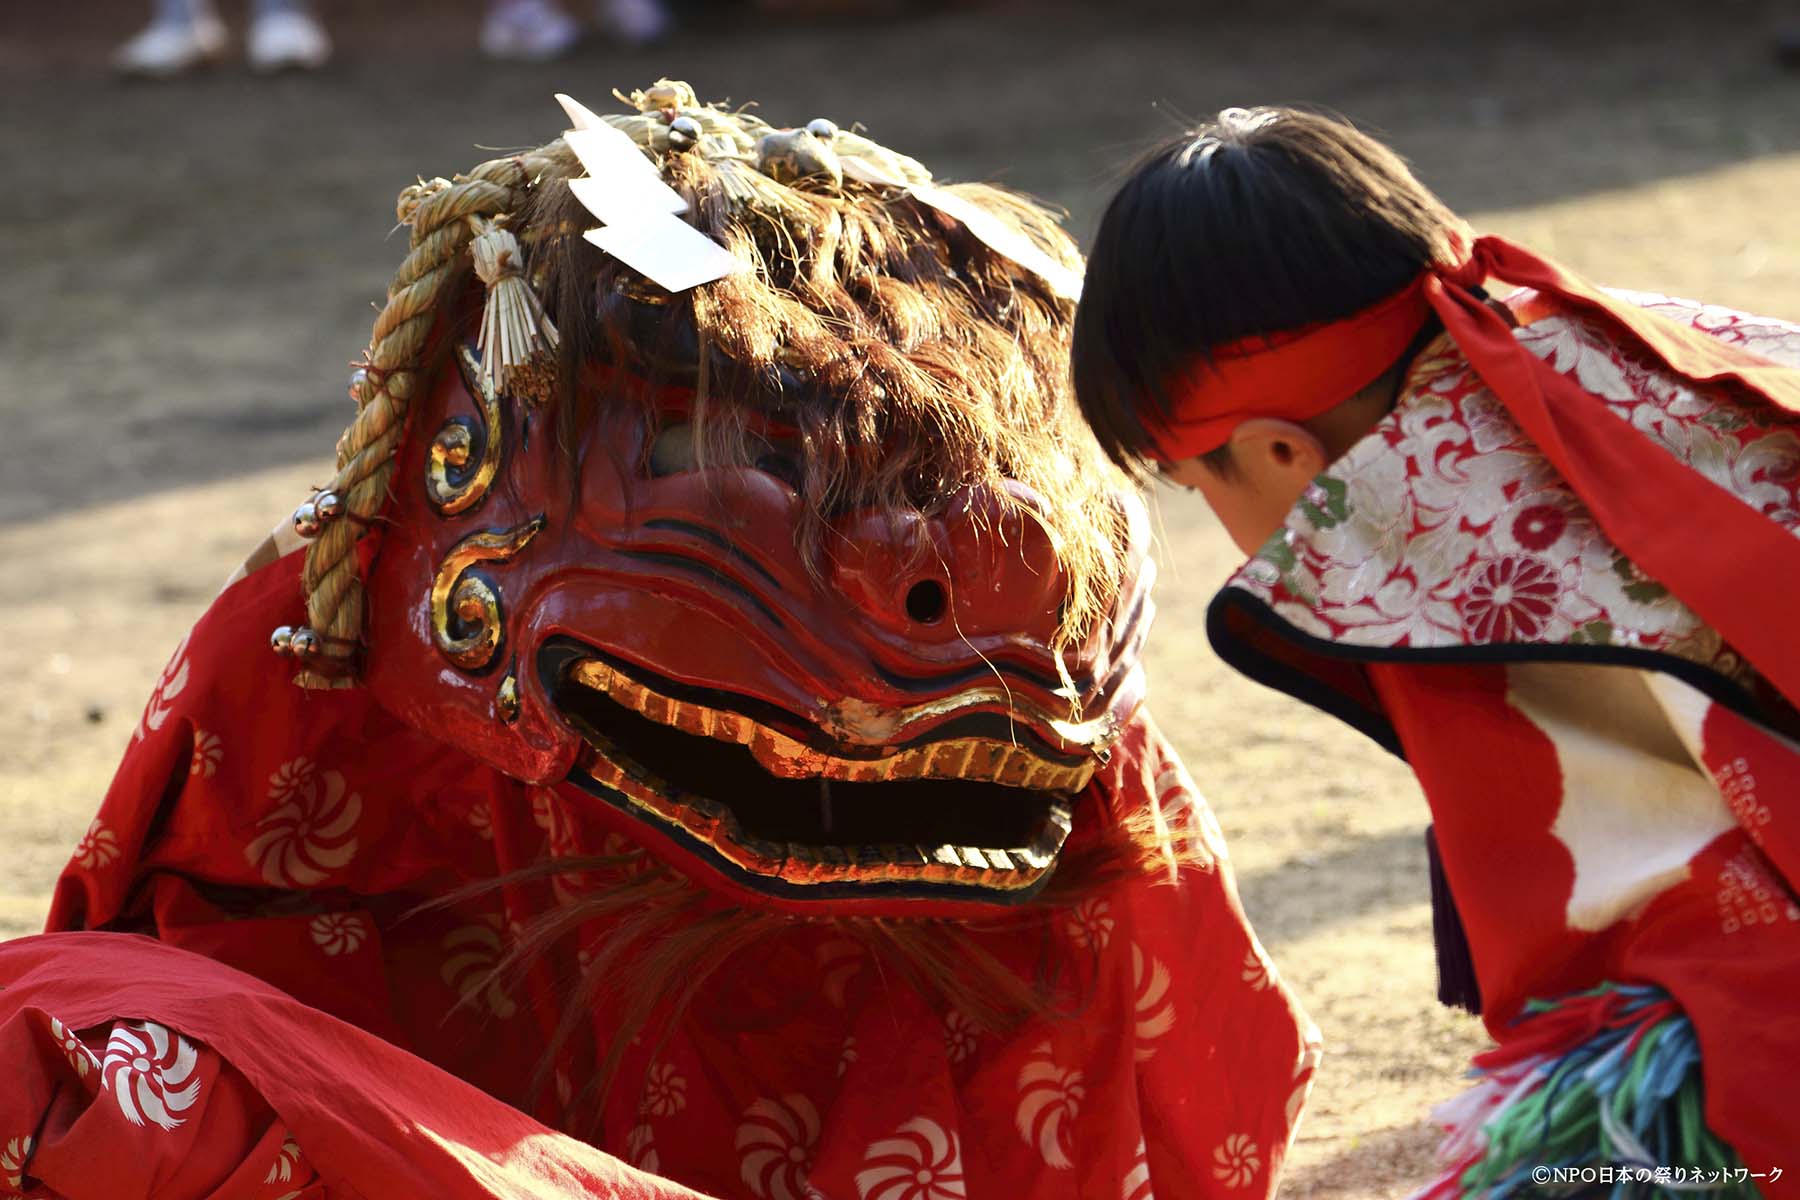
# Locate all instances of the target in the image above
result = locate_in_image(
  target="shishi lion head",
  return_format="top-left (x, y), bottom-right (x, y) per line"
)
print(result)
top-left (285, 81), bottom-right (1157, 913)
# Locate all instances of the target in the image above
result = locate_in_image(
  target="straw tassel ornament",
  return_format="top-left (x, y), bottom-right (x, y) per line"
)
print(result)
top-left (468, 215), bottom-right (559, 394)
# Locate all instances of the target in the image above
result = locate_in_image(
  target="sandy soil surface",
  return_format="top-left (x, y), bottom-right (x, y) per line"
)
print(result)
top-left (3, 1), bottom-right (1798, 1193)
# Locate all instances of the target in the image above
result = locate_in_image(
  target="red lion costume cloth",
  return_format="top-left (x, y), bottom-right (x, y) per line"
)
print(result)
top-left (0, 84), bottom-right (1316, 1199)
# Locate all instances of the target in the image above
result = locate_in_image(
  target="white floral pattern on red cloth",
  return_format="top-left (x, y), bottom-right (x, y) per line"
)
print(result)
top-left (1224, 294), bottom-right (1800, 685)
top-left (1063, 897), bottom-right (1114, 950)
top-left (134, 633), bottom-right (191, 744)
top-left (1210, 1134), bottom-right (1261, 1189)
top-left (0, 1135), bottom-right (31, 1195)
top-left (102, 1021), bottom-right (201, 1132)
top-left (245, 758), bottom-right (362, 887)
top-left (440, 914), bottom-right (517, 1020)
top-left (942, 1009), bottom-right (978, 1065)
top-left (625, 1124), bottom-right (659, 1174)
top-left (639, 1060), bottom-right (687, 1117)
top-left (855, 1117), bottom-right (966, 1200)
top-left (736, 1094), bottom-right (821, 1200)
top-left (1131, 944), bottom-right (1174, 1061)
top-left (1241, 946), bottom-right (1273, 992)
top-left (531, 788), bottom-right (575, 854)
top-left (72, 819), bottom-right (120, 871)
top-left (264, 1133), bottom-right (303, 1184)
top-left (1121, 1139), bottom-right (1154, 1200)
top-left (190, 730), bottom-right (223, 778)
top-left (532, 787), bottom-right (608, 905)
top-left (467, 799), bottom-right (495, 842)
top-left (1152, 757), bottom-right (1226, 866)
top-left (1014, 1042), bottom-right (1083, 1169)
top-left (49, 1017), bottom-right (98, 1079)
top-left (309, 912), bottom-right (369, 957)
top-left (1283, 1037), bottom-right (1323, 1154)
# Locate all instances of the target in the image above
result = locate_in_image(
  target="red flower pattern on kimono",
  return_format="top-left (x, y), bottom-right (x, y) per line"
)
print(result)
top-left (1461, 555), bottom-right (1560, 642)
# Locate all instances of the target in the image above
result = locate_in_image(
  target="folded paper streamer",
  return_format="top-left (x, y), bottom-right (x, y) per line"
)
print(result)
top-left (557, 91), bottom-right (1082, 303)
top-left (839, 150), bottom-right (1083, 302)
top-left (557, 92), bottom-right (746, 294)
top-left (914, 181), bottom-right (1084, 302)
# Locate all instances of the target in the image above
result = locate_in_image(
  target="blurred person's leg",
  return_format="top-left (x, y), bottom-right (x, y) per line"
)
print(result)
top-left (112, 0), bottom-right (227, 77)
top-left (246, 0), bottom-right (332, 72)
top-left (752, 0), bottom-right (905, 14)
top-left (595, 0), bottom-right (671, 47)
top-left (481, 0), bottom-right (583, 61)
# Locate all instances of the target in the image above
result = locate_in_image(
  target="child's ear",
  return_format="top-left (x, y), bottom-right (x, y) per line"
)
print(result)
top-left (1228, 418), bottom-right (1328, 489)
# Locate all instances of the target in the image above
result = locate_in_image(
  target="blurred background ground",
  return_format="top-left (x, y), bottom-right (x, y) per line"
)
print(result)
top-left (2, 1), bottom-right (1798, 1194)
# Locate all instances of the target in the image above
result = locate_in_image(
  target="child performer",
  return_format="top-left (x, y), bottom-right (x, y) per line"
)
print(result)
top-left (1072, 106), bottom-right (1800, 1195)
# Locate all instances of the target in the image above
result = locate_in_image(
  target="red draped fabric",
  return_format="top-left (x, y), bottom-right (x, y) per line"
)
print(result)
top-left (2, 551), bottom-right (1317, 1198)
top-left (1368, 661), bottom-right (1800, 1192)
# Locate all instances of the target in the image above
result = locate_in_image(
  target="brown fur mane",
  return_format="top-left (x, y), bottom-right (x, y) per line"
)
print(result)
top-left (440, 796), bottom-right (1204, 1132)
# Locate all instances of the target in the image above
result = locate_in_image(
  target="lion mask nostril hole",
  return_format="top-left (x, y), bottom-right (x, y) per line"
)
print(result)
top-left (904, 578), bottom-right (948, 624)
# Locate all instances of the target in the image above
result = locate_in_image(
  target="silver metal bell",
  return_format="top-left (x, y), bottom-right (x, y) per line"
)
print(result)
top-left (315, 491), bottom-right (345, 521)
top-left (667, 115), bottom-right (702, 151)
top-left (756, 129), bottom-right (843, 187)
top-left (289, 628), bottom-right (321, 658)
top-left (270, 625), bottom-right (295, 655)
top-left (292, 501), bottom-right (322, 538)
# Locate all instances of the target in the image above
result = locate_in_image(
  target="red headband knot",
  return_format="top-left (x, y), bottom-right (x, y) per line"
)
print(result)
top-left (1141, 236), bottom-right (1515, 464)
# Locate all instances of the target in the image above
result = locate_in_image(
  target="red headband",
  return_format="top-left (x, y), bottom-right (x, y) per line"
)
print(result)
top-left (1144, 276), bottom-right (1435, 462)
top-left (1147, 232), bottom-right (1800, 714)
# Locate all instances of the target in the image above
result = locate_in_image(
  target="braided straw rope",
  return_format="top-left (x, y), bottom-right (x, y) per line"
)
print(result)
top-left (296, 153), bottom-right (551, 688)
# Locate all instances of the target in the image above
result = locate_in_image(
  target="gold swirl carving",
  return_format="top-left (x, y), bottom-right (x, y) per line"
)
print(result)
top-left (430, 517), bottom-right (545, 670)
top-left (426, 344), bottom-right (507, 516)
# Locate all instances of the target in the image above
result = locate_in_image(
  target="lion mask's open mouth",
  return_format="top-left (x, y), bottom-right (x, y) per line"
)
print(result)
top-left (540, 639), bottom-right (1096, 902)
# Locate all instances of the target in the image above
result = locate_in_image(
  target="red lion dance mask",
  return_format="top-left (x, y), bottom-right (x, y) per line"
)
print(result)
top-left (292, 82), bottom-right (1152, 913)
top-left (37, 82), bottom-right (1318, 1200)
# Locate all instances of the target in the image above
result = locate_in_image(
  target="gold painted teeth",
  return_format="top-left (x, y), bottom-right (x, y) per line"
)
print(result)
top-left (581, 743), bottom-right (1071, 892)
top-left (568, 659), bottom-right (1095, 793)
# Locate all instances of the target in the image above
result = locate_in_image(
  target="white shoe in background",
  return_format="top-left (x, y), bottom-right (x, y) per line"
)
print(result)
top-left (481, 0), bottom-right (583, 61)
top-left (112, 14), bottom-right (228, 77)
top-left (597, 0), bottom-right (671, 47)
top-left (246, 9), bottom-right (332, 73)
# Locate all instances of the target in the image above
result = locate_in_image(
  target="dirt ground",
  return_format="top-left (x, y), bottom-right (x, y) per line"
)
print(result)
top-left (3, 1), bottom-right (1798, 1194)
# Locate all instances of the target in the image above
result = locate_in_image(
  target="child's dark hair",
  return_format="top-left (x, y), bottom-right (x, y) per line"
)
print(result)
top-left (1071, 106), bottom-right (1469, 475)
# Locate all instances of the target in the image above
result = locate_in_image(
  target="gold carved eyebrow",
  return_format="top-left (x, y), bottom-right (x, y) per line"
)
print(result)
top-left (426, 344), bottom-right (507, 516)
top-left (431, 518), bottom-right (545, 670)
